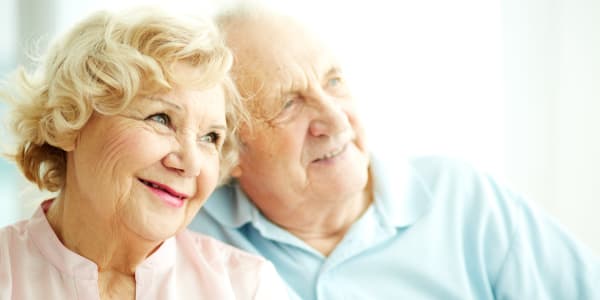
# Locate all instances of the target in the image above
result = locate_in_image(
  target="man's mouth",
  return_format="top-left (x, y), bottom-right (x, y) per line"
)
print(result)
top-left (313, 144), bottom-right (347, 162)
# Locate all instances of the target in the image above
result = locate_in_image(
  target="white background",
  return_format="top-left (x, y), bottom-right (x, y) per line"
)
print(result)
top-left (1, 0), bottom-right (598, 254)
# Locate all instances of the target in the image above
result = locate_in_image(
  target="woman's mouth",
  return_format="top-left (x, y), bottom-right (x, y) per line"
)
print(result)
top-left (138, 178), bottom-right (188, 208)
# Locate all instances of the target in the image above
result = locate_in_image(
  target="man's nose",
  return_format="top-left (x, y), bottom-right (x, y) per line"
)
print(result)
top-left (308, 94), bottom-right (350, 137)
top-left (163, 134), bottom-right (203, 177)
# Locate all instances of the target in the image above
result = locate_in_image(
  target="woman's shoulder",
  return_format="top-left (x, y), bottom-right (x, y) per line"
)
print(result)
top-left (0, 219), bottom-right (31, 252)
top-left (173, 229), bottom-right (289, 299)
top-left (175, 229), bottom-right (281, 297)
top-left (177, 229), bottom-right (268, 269)
top-left (0, 218), bottom-right (39, 297)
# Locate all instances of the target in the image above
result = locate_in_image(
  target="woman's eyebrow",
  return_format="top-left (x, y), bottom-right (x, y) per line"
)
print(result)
top-left (209, 124), bottom-right (227, 131)
top-left (146, 97), bottom-right (183, 111)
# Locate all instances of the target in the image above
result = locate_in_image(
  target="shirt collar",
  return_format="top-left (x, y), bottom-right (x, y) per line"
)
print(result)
top-left (29, 199), bottom-right (178, 280)
top-left (370, 154), bottom-right (434, 228)
top-left (203, 182), bottom-right (314, 250)
top-left (29, 199), bottom-right (99, 280)
top-left (202, 183), bottom-right (255, 228)
top-left (202, 153), bottom-right (434, 230)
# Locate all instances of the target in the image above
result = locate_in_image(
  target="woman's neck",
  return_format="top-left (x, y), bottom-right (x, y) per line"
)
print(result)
top-left (46, 194), bottom-right (161, 276)
top-left (97, 270), bottom-right (136, 300)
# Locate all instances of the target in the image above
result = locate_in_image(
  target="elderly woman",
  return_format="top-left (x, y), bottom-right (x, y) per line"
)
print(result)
top-left (0, 8), bottom-right (288, 300)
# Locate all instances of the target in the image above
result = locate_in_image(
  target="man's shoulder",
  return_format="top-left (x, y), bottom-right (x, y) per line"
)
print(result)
top-left (401, 155), bottom-right (521, 217)
top-left (407, 155), bottom-right (480, 178)
top-left (372, 153), bottom-right (478, 181)
top-left (404, 155), bottom-right (497, 193)
top-left (197, 183), bottom-right (240, 224)
top-left (189, 182), bottom-right (256, 248)
top-left (195, 181), bottom-right (255, 228)
top-left (207, 183), bottom-right (238, 203)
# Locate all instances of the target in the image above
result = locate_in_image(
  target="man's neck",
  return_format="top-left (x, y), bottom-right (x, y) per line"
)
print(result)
top-left (264, 180), bottom-right (373, 257)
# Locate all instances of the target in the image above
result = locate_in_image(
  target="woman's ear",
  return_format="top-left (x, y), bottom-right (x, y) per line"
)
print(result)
top-left (59, 133), bottom-right (79, 152)
top-left (230, 164), bottom-right (242, 178)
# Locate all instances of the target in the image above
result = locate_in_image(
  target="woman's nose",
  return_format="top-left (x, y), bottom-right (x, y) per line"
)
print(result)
top-left (163, 134), bottom-right (203, 177)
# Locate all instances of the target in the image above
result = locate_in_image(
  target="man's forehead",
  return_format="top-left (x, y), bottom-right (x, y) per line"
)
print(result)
top-left (227, 14), bottom-right (332, 64)
top-left (225, 13), bottom-right (342, 102)
top-left (233, 32), bottom-right (339, 85)
top-left (238, 53), bottom-right (340, 97)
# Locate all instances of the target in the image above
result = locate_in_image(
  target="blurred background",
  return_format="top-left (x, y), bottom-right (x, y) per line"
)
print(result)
top-left (0, 0), bottom-right (598, 254)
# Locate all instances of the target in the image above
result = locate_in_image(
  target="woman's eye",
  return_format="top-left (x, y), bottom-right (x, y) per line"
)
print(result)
top-left (146, 113), bottom-right (171, 127)
top-left (199, 132), bottom-right (221, 145)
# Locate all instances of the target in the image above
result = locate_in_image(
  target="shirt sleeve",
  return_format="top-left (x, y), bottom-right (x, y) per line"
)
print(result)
top-left (492, 196), bottom-right (600, 299)
top-left (253, 261), bottom-right (291, 300)
top-left (0, 227), bottom-right (12, 300)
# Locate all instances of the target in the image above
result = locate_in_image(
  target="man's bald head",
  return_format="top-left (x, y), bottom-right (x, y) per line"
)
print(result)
top-left (214, 4), bottom-right (338, 120)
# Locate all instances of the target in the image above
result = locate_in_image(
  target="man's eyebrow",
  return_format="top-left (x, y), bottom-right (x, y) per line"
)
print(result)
top-left (273, 66), bottom-right (344, 97)
top-left (324, 66), bottom-right (343, 78)
top-left (146, 97), bottom-right (183, 111)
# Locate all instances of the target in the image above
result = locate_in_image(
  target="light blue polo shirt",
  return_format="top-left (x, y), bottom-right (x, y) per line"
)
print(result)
top-left (189, 155), bottom-right (599, 299)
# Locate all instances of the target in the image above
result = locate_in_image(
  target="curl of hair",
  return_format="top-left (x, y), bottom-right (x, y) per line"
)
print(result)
top-left (2, 8), bottom-right (247, 191)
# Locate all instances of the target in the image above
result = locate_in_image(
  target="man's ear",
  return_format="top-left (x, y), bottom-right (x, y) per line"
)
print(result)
top-left (230, 164), bottom-right (242, 178)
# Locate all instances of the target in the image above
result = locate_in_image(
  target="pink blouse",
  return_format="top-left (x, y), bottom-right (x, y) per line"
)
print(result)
top-left (0, 201), bottom-right (289, 299)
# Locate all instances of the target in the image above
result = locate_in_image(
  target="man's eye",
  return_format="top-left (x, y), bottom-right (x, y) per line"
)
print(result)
top-left (199, 132), bottom-right (221, 145)
top-left (327, 77), bottom-right (342, 88)
top-left (267, 97), bottom-right (303, 125)
top-left (146, 113), bottom-right (171, 126)
top-left (282, 98), bottom-right (297, 110)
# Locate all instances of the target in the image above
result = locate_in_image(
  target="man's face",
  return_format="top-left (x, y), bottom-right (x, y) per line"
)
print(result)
top-left (228, 17), bottom-right (370, 219)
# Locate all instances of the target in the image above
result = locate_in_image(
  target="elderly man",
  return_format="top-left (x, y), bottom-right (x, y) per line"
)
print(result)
top-left (189, 4), bottom-right (600, 299)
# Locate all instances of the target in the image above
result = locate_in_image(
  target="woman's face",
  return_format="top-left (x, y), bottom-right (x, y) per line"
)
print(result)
top-left (67, 65), bottom-right (227, 242)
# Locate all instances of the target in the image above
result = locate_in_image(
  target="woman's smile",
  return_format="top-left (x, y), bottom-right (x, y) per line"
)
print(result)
top-left (138, 178), bottom-right (189, 208)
